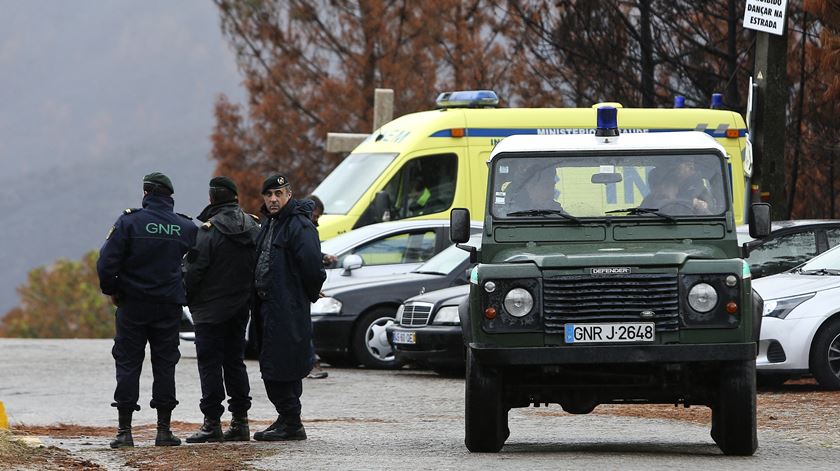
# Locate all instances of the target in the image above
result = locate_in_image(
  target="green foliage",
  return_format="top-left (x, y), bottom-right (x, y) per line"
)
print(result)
top-left (0, 251), bottom-right (114, 338)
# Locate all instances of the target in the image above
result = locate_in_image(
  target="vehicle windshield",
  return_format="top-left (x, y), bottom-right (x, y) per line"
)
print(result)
top-left (415, 235), bottom-right (481, 275)
top-left (312, 152), bottom-right (398, 214)
top-left (797, 245), bottom-right (840, 273)
top-left (491, 153), bottom-right (727, 219)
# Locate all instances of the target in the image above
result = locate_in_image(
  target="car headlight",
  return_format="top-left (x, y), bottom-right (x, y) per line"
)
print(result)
top-left (432, 306), bottom-right (460, 325)
top-left (395, 304), bottom-right (405, 323)
top-left (688, 283), bottom-right (718, 313)
top-left (310, 297), bottom-right (342, 315)
top-left (504, 288), bottom-right (534, 317)
top-left (763, 293), bottom-right (815, 319)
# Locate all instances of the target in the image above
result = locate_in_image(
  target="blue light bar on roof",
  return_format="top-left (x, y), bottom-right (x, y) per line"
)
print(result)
top-left (710, 93), bottom-right (724, 109)
top-left (595, 106), bottom-right (619, 137)
top-left (435, 90), bottom-right (499, 109)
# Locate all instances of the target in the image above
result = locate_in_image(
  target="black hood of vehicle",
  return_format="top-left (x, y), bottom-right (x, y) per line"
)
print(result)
top-left (403, 284), bottom-right (469, 305)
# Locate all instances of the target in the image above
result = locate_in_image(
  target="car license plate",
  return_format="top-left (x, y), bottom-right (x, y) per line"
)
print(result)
top-left (392, 331), bottom-right (416, 345)
top-left (564, 323), bottom-right (655, 344)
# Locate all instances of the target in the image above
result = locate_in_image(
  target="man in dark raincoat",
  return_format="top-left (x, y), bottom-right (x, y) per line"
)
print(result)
top-left (252, 174), bottom-right (326, 441)
top-left (183, 176), bottom-right (260, 443)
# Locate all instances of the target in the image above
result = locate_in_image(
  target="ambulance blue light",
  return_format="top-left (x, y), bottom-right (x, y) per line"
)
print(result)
top-left (435, 90), bottom-right (499, 109)
top-left (674, 95), bottom-right (685, 108)
top-left (595, 106), bottom-right (619, 137)
top-left (710, 93), bottom-right (724, 109)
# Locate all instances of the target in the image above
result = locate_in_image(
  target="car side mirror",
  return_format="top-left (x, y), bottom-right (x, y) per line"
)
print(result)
top-left (748, 203), bottom-right (771, 239)
top-left (450, 208), bottom-right (471, 243)
top-left (341, 254), bottom-right (363, 276)
top-left (373, 191), bottom-right (392, 222)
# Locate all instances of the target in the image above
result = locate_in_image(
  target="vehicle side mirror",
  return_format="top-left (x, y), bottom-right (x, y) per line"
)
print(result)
top-left (373, 191), bottom-right (392, 223)
top-left (341, 254), bottom-right (363, 276)
top-left (748, 203), bottom-right (771, 239)
top-left (450, 208), bottom-right (471, 243)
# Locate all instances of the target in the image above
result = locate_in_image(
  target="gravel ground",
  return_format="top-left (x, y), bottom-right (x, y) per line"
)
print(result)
top-left (2, 338), bottom-right (840, 470)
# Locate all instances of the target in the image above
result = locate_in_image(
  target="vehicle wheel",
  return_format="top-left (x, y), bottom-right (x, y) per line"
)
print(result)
top-left (465, 348), bottom-right (507, 453)
top-left (810, 318), bottom-right (840, 389)
top-left (351, 307), bottom-right (404, 369)
top-left (711, 360), bottom-right (757, 456)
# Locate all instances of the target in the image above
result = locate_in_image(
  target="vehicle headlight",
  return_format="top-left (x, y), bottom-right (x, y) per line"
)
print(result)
top-left (504, 288), bottom-right (534, 317)
top-left (432, 306), bottom-right (460, 325)
top-left (688, 283), bottom-right (718, 313)
top-left (762, 293), bottom-right (815, 319)
top-left (395, 304), bottom-right (405, 323)
top-left (310, 297), bottom-right (342, 315)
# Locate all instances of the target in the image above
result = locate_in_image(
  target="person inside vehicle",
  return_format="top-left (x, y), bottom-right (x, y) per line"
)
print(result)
top-left (505, 165), bottom-right (562, 215)
top-left (641, 166), bottom-right (710, 215)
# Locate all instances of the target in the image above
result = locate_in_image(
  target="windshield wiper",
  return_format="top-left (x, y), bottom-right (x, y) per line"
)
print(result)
top-left (506, 209), bottom-right (581, 224)
top-left (797, 268), bottom-right (840, 276)
top-left (413, 270), bottom-right (446, 275)
top-left (605, 207), bottom-right (676, 223)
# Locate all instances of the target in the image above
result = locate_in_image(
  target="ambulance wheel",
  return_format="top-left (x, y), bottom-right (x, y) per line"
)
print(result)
top-left (712, 360), bottom-right (757, 456)
top-left (465, 349), bottom-right (507, 453)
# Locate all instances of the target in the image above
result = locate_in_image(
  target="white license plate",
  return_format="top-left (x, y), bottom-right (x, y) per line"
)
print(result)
top-left (564, 322), bottom-right (655, 344)
top-left (392, 331), bottom-right (416, 345)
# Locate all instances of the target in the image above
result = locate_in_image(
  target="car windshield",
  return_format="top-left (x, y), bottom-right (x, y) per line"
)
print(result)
top-left (415, 235), bottom-right (481, 275)
top-left (491, 153), bottom-right (727, 219)
top-left (797, 245), bottom-right (840, 273)
top-left (312, 152), bottom-right (398, 214)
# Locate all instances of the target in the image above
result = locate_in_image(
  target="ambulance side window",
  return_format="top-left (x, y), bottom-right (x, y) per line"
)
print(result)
top-left (382, 154), bottom-right (458, 220)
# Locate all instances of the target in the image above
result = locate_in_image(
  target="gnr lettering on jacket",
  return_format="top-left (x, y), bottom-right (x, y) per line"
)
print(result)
top-left (146, 223), bottom-right (182, 236)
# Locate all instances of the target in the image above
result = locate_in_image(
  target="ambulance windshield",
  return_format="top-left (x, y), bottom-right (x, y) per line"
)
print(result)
top-left (313, 153), bottom-right (398, 214)
top-left (491, 153), bottom-right (727, 219)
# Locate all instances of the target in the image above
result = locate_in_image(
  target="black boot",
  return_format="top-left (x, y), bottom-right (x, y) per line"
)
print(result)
top-left (186, 416), bottom-right (224, 443)
top-left (259, 415), bottom-right (306, 441)
top-left (253, 415), bottom-right (284, 441)
top-left (109, 409), bottom-right (134, 449)
top-left (154, 409), bottom-right (182, 446)
top-left (223, 412), bottom-right (250, 442)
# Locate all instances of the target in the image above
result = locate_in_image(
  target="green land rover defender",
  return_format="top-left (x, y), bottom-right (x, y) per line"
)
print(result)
top-left (449, 107), bottom-right (771, 456)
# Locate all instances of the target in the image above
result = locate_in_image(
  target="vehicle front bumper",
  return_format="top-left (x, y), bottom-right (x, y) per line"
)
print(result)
top-left (756, 315), bottom-right (814, 373)
top-left (311, 314), bottom-right (355, 355)
top-left (469, 342), bottom-right (756, 366)
top-left (388, 324), bottom-right (464, 369)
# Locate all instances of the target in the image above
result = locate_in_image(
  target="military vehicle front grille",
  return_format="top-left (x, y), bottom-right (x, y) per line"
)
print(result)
top-left (543, 273), bottom-right (680, 333)
top-left (766, 340), bottom-right (787, 363)
top-left (400, 302), bottom-right (433, 327)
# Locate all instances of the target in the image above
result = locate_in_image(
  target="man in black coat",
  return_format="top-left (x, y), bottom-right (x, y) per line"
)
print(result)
top-left (97, 172), bottom-right (197, 448)
top-left (252, 174), bottom-right (326, 441)
top-left (183, 176), bottom-right (260, 443)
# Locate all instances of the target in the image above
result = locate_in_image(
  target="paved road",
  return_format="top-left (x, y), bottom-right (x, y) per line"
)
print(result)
top-left (2, 339), bottom-right (839, 470)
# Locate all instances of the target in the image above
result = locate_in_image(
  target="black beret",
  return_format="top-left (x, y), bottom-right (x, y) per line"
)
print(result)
top-left (262, 174), bottom-right (291, 194)
top-left (210, 176), bottom-right (237, 195)
top-left (143, 172), bottom-right (174, 194)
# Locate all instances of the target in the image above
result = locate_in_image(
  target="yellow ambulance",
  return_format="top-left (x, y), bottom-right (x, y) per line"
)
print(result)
top-left (312, 91), bottom-right (751, 240)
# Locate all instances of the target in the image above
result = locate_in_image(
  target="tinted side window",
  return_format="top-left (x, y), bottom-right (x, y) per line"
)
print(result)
top-left (346, 230), bottom-right (437, 267)
top-left (826, 228), bottom-right (840, 249)
top-left (748, 231), bottom-right (817, 278)
top-left (381, 154), bottom-right (458, 220)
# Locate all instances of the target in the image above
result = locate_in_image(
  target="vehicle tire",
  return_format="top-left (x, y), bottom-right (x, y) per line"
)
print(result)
top-left (351, 307), bottom-right (404, 369)
top-left (465, 348), bottom-right (507, 453)
top-left (809, 318), bottom-right (840, 390)
top-left (711, 360), bottom-right (757, 456)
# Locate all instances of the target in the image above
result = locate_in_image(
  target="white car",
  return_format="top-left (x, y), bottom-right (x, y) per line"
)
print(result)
top-left (320, 219), bottom-right (482, 283)
top-left (753, 244), bottom-right (840, 388)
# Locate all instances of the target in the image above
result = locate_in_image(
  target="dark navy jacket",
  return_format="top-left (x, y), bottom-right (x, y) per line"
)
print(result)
top-left (97, 194), bottom-right (198, 304)
top-left (253, 199), bottom-right (326, 381)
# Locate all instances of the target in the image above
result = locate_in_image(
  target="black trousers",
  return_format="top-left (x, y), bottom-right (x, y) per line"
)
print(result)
top-left (263, 379), bottom-right (303, 418)
top-left (194, 308), bottom-right (252, 419)
top-left (112, 299), bottom-right (181, 411)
